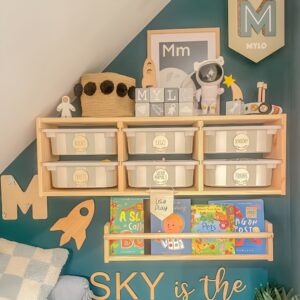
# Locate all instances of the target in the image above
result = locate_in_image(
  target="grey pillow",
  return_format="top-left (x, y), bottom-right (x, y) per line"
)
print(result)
top-left (48, 275), bottom-right (92, 300)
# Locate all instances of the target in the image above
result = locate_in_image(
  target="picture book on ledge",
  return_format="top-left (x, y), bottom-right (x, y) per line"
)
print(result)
top-left (209, 199), bottom-right (266, 255)
top-left (110, 197), bottom-right (144, 256)
top-left (191, 204), bottom-right (235, 255)
top-left (150, 198), bottom-right (192, 255)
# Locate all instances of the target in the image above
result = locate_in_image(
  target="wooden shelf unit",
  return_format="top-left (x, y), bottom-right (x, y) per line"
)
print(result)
top-left (36, 114), bottom-right (286, 197)
top-left (103, 221), bottom-right (274, 263)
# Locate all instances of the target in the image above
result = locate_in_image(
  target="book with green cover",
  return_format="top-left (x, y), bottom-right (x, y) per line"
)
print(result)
top-left (191, 204), bottom-right (235, 255)
top-left (110, 197), bottom-right (144, 256)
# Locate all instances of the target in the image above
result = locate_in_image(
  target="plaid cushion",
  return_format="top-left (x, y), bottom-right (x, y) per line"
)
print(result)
top-left (0, 238), bottom-right (68, 300)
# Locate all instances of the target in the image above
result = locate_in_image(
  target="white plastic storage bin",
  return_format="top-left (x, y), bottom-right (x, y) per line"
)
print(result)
top-left (43, 128), bottom-right (118, 155)
top-left (203, 125), bottom-right (280, 153)
top-left (44, 161), bottom-right (118, 188)
top-left (124, 160), bottom-right (198, 188)
top-left (123, 127), bottom-right (197, 154)
top-left (203, 159), bottom-right (280, 187)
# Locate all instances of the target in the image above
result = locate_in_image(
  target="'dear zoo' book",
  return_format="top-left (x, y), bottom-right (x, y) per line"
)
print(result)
top-left (150, 198), bottom-right (191, 255)
top-left (209, 199), bottom-right (266, 255)
top-left (191, 204), bottom-right (235, 255)
top-left (110, 197), bottom-right (144, 256)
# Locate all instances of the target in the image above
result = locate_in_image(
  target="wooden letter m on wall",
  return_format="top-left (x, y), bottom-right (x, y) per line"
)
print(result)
top-left (1, 175), bottom-right (48, 220)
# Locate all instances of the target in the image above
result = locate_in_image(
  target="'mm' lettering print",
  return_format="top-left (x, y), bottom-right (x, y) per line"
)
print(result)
top-left (239, 0), bottom-right (276, 37)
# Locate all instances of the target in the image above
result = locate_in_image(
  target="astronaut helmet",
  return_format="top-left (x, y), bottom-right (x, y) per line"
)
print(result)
top-left (194, 56), bottom-right (224, 86)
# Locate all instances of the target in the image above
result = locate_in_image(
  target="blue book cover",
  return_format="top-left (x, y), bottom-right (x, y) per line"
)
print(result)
top-left (208, 199), bottom-right (266, 255)
top-left (151, 199), bottom-right (191, 255)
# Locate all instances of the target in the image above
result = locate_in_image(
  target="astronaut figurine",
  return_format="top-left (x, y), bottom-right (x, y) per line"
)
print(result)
top-left (194, 56), bottom-right (225, 115)
top-left (56, 96), bottom-right (76, 118)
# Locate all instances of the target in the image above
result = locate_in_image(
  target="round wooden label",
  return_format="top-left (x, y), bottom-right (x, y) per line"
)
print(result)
top-left (233, 168), bottom-right (250, 185)
top-left (233, 133), bottom-right (250, 151)
top-left (73, 135), bottom-right (88, 153)
top-left (153, 168), bottom-right (169, 185)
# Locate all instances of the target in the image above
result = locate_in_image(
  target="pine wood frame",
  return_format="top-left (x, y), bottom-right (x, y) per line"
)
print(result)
top-left (36, 114), bottom-right (286, 197)
top-left (103, 221), bottom-right (274, 263)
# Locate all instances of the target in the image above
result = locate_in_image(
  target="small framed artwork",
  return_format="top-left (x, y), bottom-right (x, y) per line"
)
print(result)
top-left (147, 28), bottom-right (220, 88)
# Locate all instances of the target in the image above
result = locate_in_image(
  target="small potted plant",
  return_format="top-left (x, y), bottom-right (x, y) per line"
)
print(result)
top-left (255, 283), bottom-right (299, 300)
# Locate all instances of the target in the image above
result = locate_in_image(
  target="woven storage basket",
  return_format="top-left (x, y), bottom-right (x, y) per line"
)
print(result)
top-left (80, 72), bottom-right (135, 117)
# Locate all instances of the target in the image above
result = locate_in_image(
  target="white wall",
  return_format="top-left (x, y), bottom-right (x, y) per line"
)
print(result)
top-left (0, 0), bottom-right (169, 172)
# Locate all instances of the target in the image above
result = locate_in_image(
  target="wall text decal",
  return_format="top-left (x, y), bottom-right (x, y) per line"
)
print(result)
top-left (90, 268), bottom-right (246, 300)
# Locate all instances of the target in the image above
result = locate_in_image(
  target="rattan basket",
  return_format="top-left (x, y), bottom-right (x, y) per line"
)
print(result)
top-left (80, 72), bottom-right (135, 117)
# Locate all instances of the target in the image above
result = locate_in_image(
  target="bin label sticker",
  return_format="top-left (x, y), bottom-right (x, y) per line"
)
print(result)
top-left (233, 168), bottom-right (250, 185)
top-left (73, 134), bottom-right (88, 153)
top-left (73, 169), bottom-right (89, 186)
top-left (153, 135), bottom-right (169, 152)
top-left (233, 133), bottom-right (250, 151)
top-left (153, 168), bottom-right (169, 185)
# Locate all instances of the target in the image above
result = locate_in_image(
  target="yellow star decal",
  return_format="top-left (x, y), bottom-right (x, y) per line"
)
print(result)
top-left (223, 75), bottom-right (236, 88)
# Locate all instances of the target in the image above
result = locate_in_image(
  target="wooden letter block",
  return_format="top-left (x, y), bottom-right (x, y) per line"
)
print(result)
top-left (179, 88), bottom-right (194, 102)
top-left (179, 102), bottom-right (194, 116)
top-left (226, 101), bottom-right (245, 115)
top-left (135, 103), bottom-right (150, 117)
top-left (150, 88), bottom-right (164, 103)
top-left (1, 175), bottom-right (48, 220)
top-left (164, 103), bottom-right (179, 116)
top-left (135, 88), bottom-right (149, 102)
top-left (150, 103), bottom-right (164, 116)
top-left (164, 88), bottom-right (179, 103)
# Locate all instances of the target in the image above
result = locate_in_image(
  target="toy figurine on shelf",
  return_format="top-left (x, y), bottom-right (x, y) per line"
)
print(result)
top-left (244, 81), bottom-right (283, 115)
top-left (57, 96), bottom-right (76, 118)
top-left (194, 56), bottom-right (225, 115)
top-left (142, 57), bottom-right (157, 88)
top-left (223, 75), bottom-right (245, 115)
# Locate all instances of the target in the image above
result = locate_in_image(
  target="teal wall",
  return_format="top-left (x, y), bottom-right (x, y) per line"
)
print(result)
top-left (290, 0), bottom-right (300, 292)
top-left (0, 0), bottom-right (295, 298)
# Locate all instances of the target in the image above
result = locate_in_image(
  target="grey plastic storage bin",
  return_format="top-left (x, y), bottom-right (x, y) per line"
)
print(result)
top-left (43, 128), bottom-right (118, 155)
top-left (124, 160), bottom-right (198, 188)
top-left (44, 161), bottom-right (118, 188)
top-left (123, 127), bottom-right (197, 154)
top-left (204, 125), bottom-right (280, 153)
top-left (203, 159), bottom-right (280, 187)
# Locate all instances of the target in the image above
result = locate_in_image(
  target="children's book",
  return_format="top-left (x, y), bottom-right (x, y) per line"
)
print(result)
top-left (110, 197), bottom-right (144, 256)
top-left (209, 199), bottom-right (266, 255)
top-left (191, 204), bottom-right (235, 255)
top-left (150, 199), bottom-right (191, 255)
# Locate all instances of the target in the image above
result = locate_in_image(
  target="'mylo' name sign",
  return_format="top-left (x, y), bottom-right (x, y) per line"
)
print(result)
top-left (228, 0), bottom-right (285, 62)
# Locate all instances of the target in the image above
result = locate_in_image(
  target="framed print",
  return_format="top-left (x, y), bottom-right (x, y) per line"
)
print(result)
top-left (147, 28), bottom-right (220, 89)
